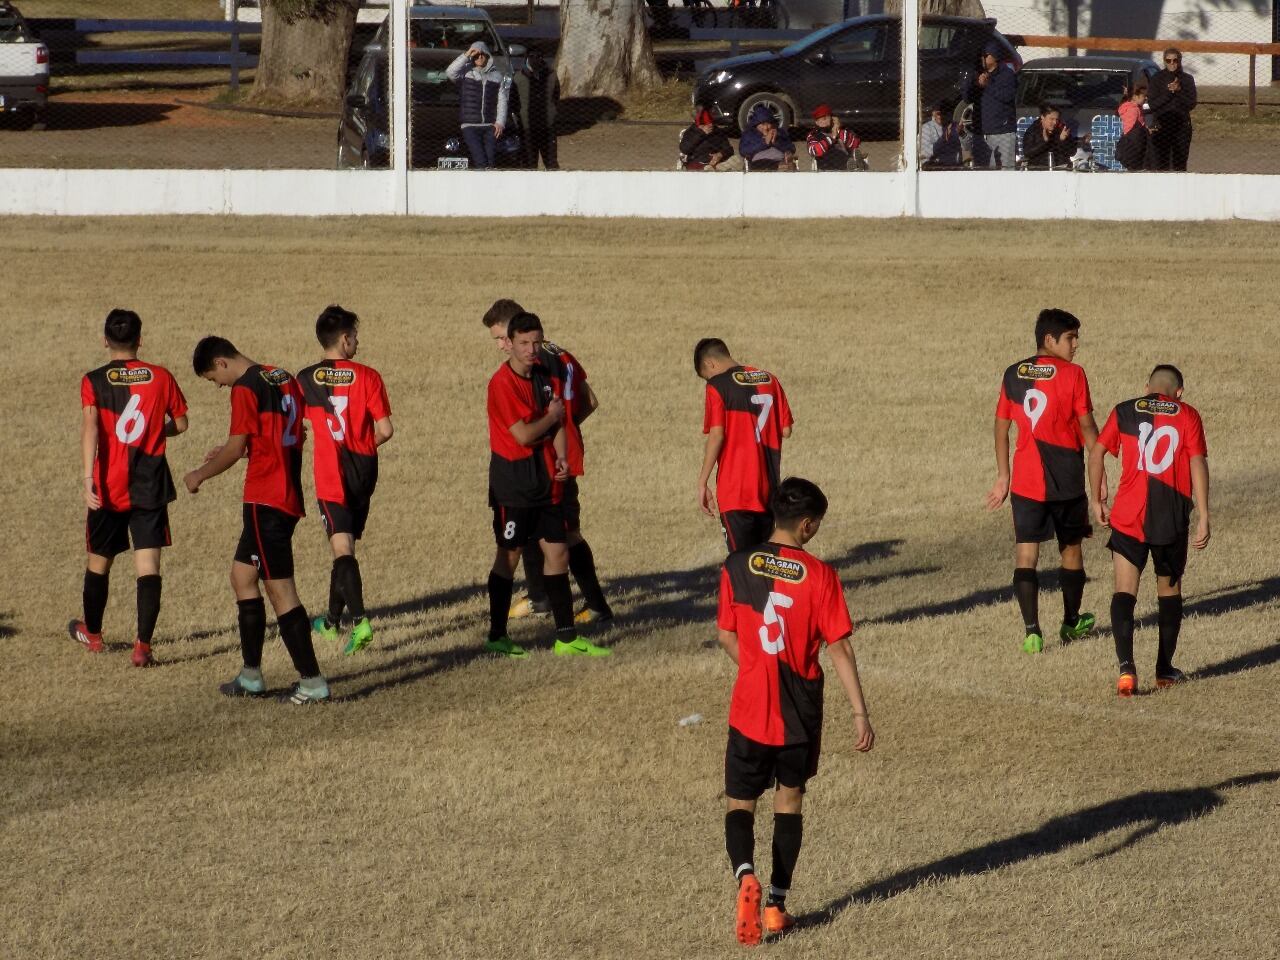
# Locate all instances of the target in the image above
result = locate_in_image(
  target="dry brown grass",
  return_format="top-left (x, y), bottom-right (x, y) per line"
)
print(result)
top-left (1, 216), bottom-right (1278, 960)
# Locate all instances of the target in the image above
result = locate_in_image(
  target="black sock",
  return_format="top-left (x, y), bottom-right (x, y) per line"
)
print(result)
top-left (327, 562), bottom-right (344, 626)
top-left (278, 605), bottom-right (320, 679)
top-left (83, 569), bottom-right (109, 634)
top-left (237, 597), bottom-right (267, 670)
top-left (1013, 567), bottom-right (1040, 635)
top-left (1111, 591), bottom-right (1137, 670)
top-left (333, 555), bottom-right (365, 621)
top-left (725, 809), bottom-right (755, 881)
top-left (487, 571), bottom-right (513, 641)
top-left (543, 571), bottom-right (575, 639)
top-left (136, 574), bottom-right (162, 644)
top-left (1156, 594), bottom-right (1183, 675)
top-left (568, 540), bottom-right (612, 617)
top-left (522, 542), bottom-right (547, 604)
top-left (1060, 567), bottom-right (1086, 626)
top-left (770, 813), bottom-right (803, 906)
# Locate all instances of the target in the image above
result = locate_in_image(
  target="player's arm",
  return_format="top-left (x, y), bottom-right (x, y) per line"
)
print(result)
top-left (698, 426), bottom-right (725, 517)
top-left (184, 434), bottom-right (248, 494)
top-left (81, 405), bottom-right (101, 510)
top-left (1087, 440), bottom-right (1112, 527)
top-left (825, 634), bottom-right (874, 752)
top-left (574, 382), bottom-right (599, 425)
top-left (374, 416), bottom-right (394, 446)
top-left (986, 416), bottom-right (1013, 510)
top-left (781, 425), bottom-right (792, 439)
top-left (508, 397), bottom-right (564, 447)
top-left (1190, 454), bottom-right (1210, 549)
top-left (717, 627), bottom-right (740, 665)
top-left (552, 422), bottom-right (569, 480)
top-left (165, 415), bottom-right (189, 437)
top-left (1077, 411), bottom-right (1106, 503)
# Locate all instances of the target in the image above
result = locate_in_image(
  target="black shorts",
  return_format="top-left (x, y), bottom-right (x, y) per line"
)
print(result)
top-left (721, 510), bottom-right (773, 553)
top-left (1011, 493), bottom-right (1092, 547)
top-left (234, 503), bottom-right (300, 581)
top-left (85, 506), bottom-right (171, 558)
top-left (724, 726), bottom-right (819, 801)
top-left (562, 478), bottom-right (581, 533)
top-left (318, 496), bottom-right (371, 540)
top-left (1107, 528), bottom-right (1189, 583)
top-left (492, 502), bottom-right (567, 550)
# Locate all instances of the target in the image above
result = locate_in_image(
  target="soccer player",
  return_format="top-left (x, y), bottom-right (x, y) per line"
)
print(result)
top-left (184, 337), bottom-right (329, 704)
top-left (69, 309), bottom-right (188, 667)
top-left (717, 477), bottom-right (874, 945)
top-left (695, 338), bottom-right (793, 553)
top-left (298, 305), bottom-right (394, 656)
top-left (1089, 364), bottom-right (1210, 696)
top-left (481, 298), bottom-right (612, 626)
top-left (485, 311), bottom-right (610, 658)
top-left (986, 309), bottom-right (1100, 654)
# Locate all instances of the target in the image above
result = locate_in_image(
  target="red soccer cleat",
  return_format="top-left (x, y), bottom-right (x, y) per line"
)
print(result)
top-left (763, 903), bottom-right (795, 934)
top-left (735, 874), bottom-right (763, 946)
top-left (131, 640), bottom-right (155, 668)
top-left (68, 619), bottom-right (105, 653)
top-left (1116, 671), bottom-right (1138, 698)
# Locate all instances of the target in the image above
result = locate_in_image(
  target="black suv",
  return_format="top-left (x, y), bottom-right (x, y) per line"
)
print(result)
top-left (692, 15), bottom-right (1021, 133)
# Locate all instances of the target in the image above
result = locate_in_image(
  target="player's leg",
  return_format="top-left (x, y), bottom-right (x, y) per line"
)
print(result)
top-left (1010, 495), bottom-right (1049, 653)
top-left (564, 481), bottom-right (612, 624)
top-left (1107, 531), bottom-right (1144, 697)
top-left (725, 728), bottom-right (769, 945)
top-left (126, 506), bottom-right (171, 667)
top-left (509, 542), bottom-right (550, 620)
top-left (1153, 537), bottom-right (1189, 686)
top-left (486, 505), bottom-right (530, 658)
top-left (70, 509), bottom-right (127, 652)
top-left (1054, 497), bottom-right (1095, 644)
top-left (221, 554), bottom-right (270, 698)
top-left (545, 509), bottom-right (610, 657)
top-left (764, 739), bottom-right (814, 934)
top-left (336, 497), bottom-right (374, 654)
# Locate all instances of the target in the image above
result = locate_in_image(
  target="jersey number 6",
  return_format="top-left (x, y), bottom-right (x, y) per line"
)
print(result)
top-left (115, 394), bottom-right (146, 445)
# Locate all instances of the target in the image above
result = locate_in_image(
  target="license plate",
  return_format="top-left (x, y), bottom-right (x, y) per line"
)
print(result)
top-left (437, 157), bottom-right (468, 170)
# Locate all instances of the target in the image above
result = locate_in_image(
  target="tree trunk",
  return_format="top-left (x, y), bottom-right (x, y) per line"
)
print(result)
top-left (251, 0), bottom-right (359, 109)
top-left (557, 0), bottom-right (660, 100)
top-left (884, 0), bottom-right (987, 16)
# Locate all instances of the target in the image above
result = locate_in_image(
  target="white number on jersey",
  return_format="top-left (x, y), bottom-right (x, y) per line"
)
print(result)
top-left (750, 393), bottom-right (774, 442)
top-left (114, 393), bottom-right (146, 445)
top-left (281, 393), bottom-right (300, 447)
top-left (563, 362), bottom-right (576, 402)
top-left (326, 395), bottom-right (349, 443)
top-left (1137, 422), bottom-right (1179, 475)
top-left (1023, 388), bottom-right (1047, 432)
top-left (758, 590), bottom-right (794, 655)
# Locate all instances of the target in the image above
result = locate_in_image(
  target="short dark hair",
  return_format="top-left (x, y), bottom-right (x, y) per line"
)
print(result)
top-left (484, 298), bottom-right (524, 329)
top-left (1163, 47), bottom-right (1182, 61)
top-left (693, 338), bottom-right (730, 374)
top-left (192, 335), bottom-right (239, 375)
top-left (316, 304), bottom-right (358, 348)
top-left (1039, 103), bottom-right (1060, 117)
top-left (1150, 363), bottom-right (1184, 390)
top-left (103, 308), bottom-right (142, 348)
top-left (772, 477), bottom-right (829, 526)
top-left (1034, 308), bottom-right (1081, 350)
top-left (507, 311), bottom-right (543, 339)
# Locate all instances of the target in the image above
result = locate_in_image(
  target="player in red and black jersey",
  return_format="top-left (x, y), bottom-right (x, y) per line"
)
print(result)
top-left (696, 338), bottom-right (794, 553)
top-left (717, 478), bottom-right (873, 944)
top-left (987, 309), bottom-right (1101, 654)
top-left (185, 336), bottom-right (329, 705)
top-left (482, 298), bottom-right (612, 627)
top-left (69, 309), bottom-right (188, 667)
top-left (485, 312), bottom-right (610, 659)
top-left (298, 306), bottom-right (394, 656)
top-left (1089, 364), bottom-right (1210, 696)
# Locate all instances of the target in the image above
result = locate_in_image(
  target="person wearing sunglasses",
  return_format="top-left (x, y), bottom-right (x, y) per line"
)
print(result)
top-left (1148, 48), bottom-right (1197, 171)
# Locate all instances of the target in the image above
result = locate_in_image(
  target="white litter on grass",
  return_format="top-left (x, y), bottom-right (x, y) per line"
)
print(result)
top-left (678, 713), bottom-right (704, 727)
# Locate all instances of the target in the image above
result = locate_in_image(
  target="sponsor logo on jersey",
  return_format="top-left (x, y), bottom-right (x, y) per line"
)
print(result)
top-left (1016, 362), bottom-right (1057, 381)
top-left (106, 367), bottom-right (153, 386)
top-left (732, 370), bottom-right (773, 386)
top-left (541, 341), bottom-right (564, 357)
top-left (261, 367), bottom-right (292, 386)
top-left (1136, 398), bottom-right (1180, 416)
top-left (749, 552), bottom-right (807, 584)
top-left (313, 367), bottom-right (356, 387)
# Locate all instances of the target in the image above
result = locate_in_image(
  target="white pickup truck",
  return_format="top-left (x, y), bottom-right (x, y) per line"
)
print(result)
top-left (0, 2), bottom-right (49, 129)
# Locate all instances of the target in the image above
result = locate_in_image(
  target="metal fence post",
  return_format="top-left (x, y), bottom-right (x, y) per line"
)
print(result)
top-left (391, 0), bottom-right (409, 215)
top-left (901, 0), bottom-right (920, 216)
top-left (230, 10), bottom-right (240, 93)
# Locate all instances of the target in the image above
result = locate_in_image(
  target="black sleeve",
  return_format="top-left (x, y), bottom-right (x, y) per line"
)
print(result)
top-left (1023, 125), bottom-right (1049, 161)
top-left (679, 126), bottom-right (704, 157)
top-left (1181, 73), bottom-right (1197, 113)
top-left (1147, 73), bottom-right (1173, 115)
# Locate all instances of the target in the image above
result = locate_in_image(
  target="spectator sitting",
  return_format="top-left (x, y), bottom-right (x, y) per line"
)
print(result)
top-left (445, 41), bottom-right (511, 170)
top-left (805, 104), bottom-right (867, 171)
top-left (738, 103), bottom-right (796, 171)
top-left (919, 103), bottom-right (964, 168)
top-left (1115, 80), bottom-right (1153, 171)
top-left (679, 108), bottom-right (741, 171)
top-left (1022, 104), bottom-right (1077, 169)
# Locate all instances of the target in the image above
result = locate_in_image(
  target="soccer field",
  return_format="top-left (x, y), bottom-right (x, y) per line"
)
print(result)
top-left (2, 216), bottom-right (1278, 959)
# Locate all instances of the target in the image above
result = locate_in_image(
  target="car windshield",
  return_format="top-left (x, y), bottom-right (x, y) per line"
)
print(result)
top-left (0, 15), bottom-right (31, 42)
top-left (780, 21), bottom-right (849, 57)
top-left (1018, 69), bottom-right (1130, 110)
top-left (411, 66), bottom-right (459, 104)
top-left (409, 18), bottom-right (500, 53)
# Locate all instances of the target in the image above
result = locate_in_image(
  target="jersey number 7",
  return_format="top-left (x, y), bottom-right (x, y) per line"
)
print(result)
top-left (750, 393), bottom-right (773, 442)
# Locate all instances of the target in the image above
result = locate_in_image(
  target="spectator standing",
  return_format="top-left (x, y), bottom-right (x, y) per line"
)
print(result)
top-left (920, 103), bottom-right (965, 168)
top-left (1022, 105), bottom-right (1077, 169)
top-left (1148, 48), bottom-right (1196, 171)
top-left (446, 42), bottom-right (511, 170)
top-left (805, 104), bottom-right (867, 171)
top-left (967, 42), bottom-right (1018, 169)
top-left (1116, 80), bottom-right (1153, 172)
top-left (514, 51), bottom-right (559, 170)
top-left (738, 103), bottom-right (796, 171)
top-left (680, 108), bottom-right (741, 171)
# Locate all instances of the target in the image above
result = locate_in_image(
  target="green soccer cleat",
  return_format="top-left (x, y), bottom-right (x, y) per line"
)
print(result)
top-left (1059, 612), bottom-right (1097, 644)
top-left (484, 635), bottom-right (529, 659)
top-left (554, 636), bottom-right (613, 657)
top-left (311, 616), bottom-right (339, 643)
top-left (343, 617), bottom-right (373, 656)
top-left (1022, 632), bottom-right (1044, 654)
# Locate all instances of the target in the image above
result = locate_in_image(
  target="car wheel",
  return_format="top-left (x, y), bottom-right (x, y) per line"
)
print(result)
top-left (737, 91), bottom-right (794, 137)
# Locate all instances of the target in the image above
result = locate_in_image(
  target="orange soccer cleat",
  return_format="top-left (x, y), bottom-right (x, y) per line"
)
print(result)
top-left (1116, 671), bottom-right (1138, 698)
top-left (735, 874), bottom-right (763, 946)
top-left (763, 904), bottom-right (795, 934)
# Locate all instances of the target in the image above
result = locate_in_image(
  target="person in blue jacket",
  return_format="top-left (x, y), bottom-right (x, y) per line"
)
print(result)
top-left (446, 42), bottom-right (511, 170)
top-left (738, 103), bottom-right (797, 171)
top-left (967, 42), bottom-right (1017, 169)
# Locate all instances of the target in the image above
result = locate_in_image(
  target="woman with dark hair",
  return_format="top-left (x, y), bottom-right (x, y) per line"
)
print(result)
top-left (1116, 79), bottom-right (1153, 171)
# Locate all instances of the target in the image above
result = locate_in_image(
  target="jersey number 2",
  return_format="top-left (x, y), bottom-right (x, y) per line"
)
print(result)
top-left (281, 394), bottom-right (300, 447)
top-left (758, 591), bottom-right (793, 655)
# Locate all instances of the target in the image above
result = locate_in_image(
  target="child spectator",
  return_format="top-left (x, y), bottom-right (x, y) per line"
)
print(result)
top-left (805, 104), bottom-right (867, 171)
top-left (739, 103), bottom-right (796, 171)
top-left (679, 108), bottom-right (740, 171)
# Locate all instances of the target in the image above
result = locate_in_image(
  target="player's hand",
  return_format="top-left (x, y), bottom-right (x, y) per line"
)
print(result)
top-left (554, 457), bottom-right (569, 481)
top-left (698, 483), bottom-right (716, 517)
top-left (184, 470), bottom-right (202, 495)
top-left (547, 396), bottom-right (565, 422)
top-left (1092, 500), bottom-right (1110, 528)
top-left (82, 478), bottom-right (101, 511)
top-left (985, 477), bottom-right (1010, 511)
top-left (1192, 517), bottom-right (1210, 550)
top-left (853, 715), bottom-right (874, 752)
top-left (1099, 473), bottom-right (1109, 506)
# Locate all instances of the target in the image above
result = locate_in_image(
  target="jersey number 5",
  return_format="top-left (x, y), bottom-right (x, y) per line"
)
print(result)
top-left (115, 394), bottom-right (146, 445)
top-left (750, 393), bottom-right (773, 442)
top-left (758, 591), bottom-right (793, 655)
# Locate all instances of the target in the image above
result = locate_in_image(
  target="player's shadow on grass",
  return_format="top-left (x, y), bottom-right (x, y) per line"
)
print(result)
top-left (794, 769), bottom-right (1280, 933)
top-left (867, 570), bottom-right (1064, 625)
top-left (1190, 637), bottom-right (1280, 682)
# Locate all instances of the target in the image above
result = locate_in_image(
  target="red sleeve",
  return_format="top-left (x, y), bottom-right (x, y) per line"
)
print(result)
top-left (229, 383), bottom-right (258, 437)
top-left (816, 567), bottom-right (854, 645)
top-left (167, 371), bottom-right (188, 419)
top-left (81, 375), bottom-right (96, 408)
top-left (1097, 409), bottom-right (1121, 455)
top-left (703, 385), bottom-right (724, 433)
top-left (777, 381), bottom-right (793, 429)
top-left (996, 383), bottom-right (1015, 420)
top-left (368, 370), bottom-right (391, 421)
top-left (488, 371), bottom-right (526, 430)
top-left (1073, 367), bottom-right (1093, 418)
top-left (716, 567), bottom-right (737, 632)
top-left (1185, 409), bottom-right (1207, 457)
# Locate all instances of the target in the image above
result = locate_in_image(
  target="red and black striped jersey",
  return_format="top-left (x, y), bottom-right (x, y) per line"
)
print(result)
top-left (230, 365), bottom-right (305, 517)
top-left (996, 355), bottom-right (1093, 502)
top-left (717, 543), bottom-right (853, 747)
top-left (537, 341), bottom-right (588, 477)
top-left (703, 365), bottom-right (793, 514)
top-left (81, 359), bottom-right (187, 511)
top-left (1098, 394), bottom-right (1207, 545)
top-left (297, 360), bottom-right (391, 506)
top-left (487, 361), bottom-right (560, 508)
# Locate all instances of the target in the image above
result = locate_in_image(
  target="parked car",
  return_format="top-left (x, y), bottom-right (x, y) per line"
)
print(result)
top-left (338, 5), bottom-right (529, 169)
top-left (0, 1), bottom-right (49, 129)
top-left (692, 14), bottom-right (1021, 134)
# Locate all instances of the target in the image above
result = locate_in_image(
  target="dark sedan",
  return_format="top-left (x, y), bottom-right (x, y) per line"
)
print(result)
top-left (692, 14), bottom-right (1021, 134)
